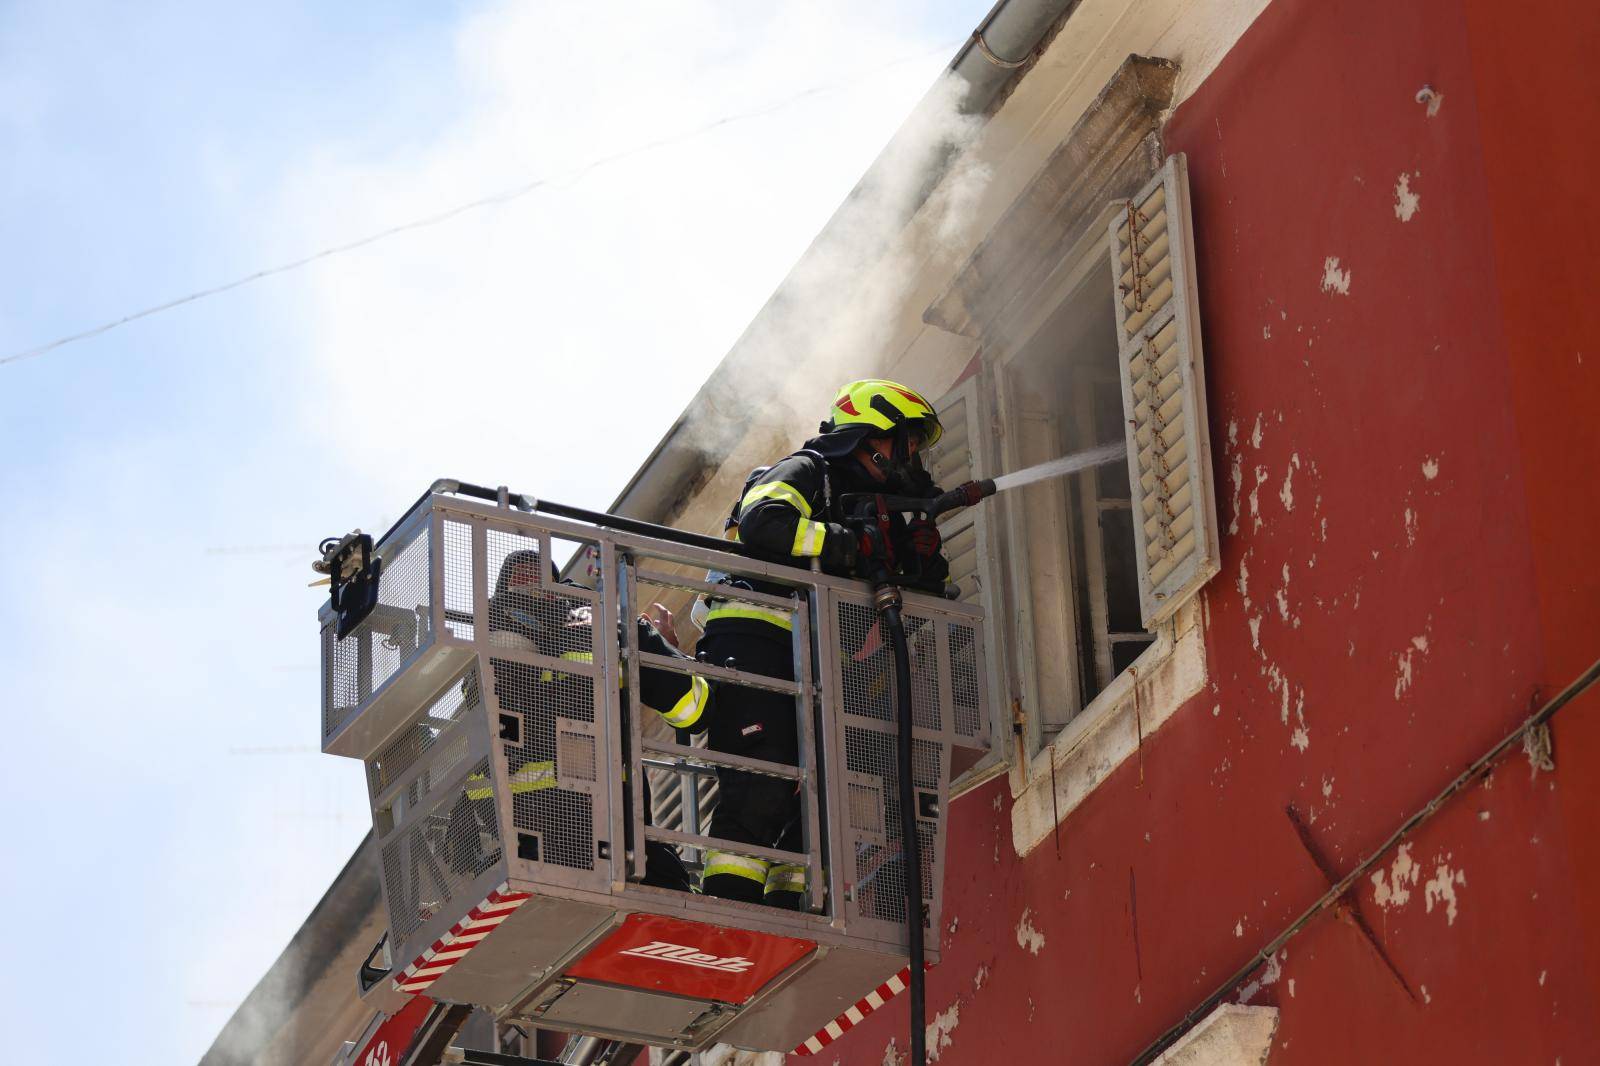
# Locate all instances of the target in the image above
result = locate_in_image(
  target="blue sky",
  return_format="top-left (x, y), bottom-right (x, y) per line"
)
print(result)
top-left (0, 2), bottom-right (984, 1061)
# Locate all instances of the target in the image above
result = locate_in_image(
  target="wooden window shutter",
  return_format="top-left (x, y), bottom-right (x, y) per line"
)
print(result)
top-left (1107, 153), bottom-right (1220, 627)
top-left (927, 373), bottom-right (1003, 752)
top-left (927, 374), bottom-right (994, 611)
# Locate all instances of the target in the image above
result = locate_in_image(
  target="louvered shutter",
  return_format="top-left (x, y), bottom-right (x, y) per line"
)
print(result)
top-left (926, 374), bottom-right (1003, 758)
top-left (1108, 153), bottom-right (1220, 627)
top-left (927, 375), bottom-right (992, 611)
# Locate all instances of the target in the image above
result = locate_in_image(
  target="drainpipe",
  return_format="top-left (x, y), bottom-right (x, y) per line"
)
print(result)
top-left (950, 0), bottom-right (1080, 113)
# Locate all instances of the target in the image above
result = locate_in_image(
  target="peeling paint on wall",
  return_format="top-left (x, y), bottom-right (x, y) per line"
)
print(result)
top-left (1394, 633), bottom-right (1430, 700)
top-left (1015, 908), bottom-right (1046, 955)
top-left (1404, 507), bottom-right (1418, 546)
top-left (1422, 456), bottom-right (1441, 480)
top-left (1237, 950), bottom-right (1284, 1002)
top-left (1279, 453), bottom-right (1298, 512)
top-left (1394, 173), bottom-right (1421, 221)
top-left (1229, 453), bottom-right (1244, 534)
top-left (925, 1002), bottom-right (960, 1062)
top-left (1423, 860), bottom-right (1467, 924)
top-left (1372, 843), bottom-right (1421, 909)
top-left (1320, 256), bottom-right (1352, 295)
top-left (1249, 464), bottom-right (1270, 532)
top-left (1289, 724), bottom-right (1310, 752)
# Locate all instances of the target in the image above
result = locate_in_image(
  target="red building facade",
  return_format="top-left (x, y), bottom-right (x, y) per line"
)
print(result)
top-left (821, 1), bottom-right (1600, 1062)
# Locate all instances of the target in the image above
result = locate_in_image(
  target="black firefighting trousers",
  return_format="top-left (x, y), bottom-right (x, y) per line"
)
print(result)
top-left (699, 626), bottom-right (805, 907)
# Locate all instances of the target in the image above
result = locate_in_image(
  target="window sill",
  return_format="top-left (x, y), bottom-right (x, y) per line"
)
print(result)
top-left (1009, 596), bottom-right (1209, 857)
top-left (1150, 1004), bottom-right (1279, 1065)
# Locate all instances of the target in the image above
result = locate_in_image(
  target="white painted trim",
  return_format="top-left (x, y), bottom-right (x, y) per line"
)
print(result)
top-left (1151, 1004), bottom-right (1279, 1066)
top-left (1010, 596), bottom-right (1208, 857)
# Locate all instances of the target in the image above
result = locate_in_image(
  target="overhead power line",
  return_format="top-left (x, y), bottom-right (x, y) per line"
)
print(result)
top-left (2, 39), bottom-right (959, 369)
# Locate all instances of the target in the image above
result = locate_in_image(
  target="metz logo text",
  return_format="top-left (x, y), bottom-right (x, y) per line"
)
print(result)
top-left (618, 941), bottom-right (756, 973)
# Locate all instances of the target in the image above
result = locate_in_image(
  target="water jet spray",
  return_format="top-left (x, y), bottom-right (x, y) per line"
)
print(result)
top-left (849, 440), bottom-right (1129, 525)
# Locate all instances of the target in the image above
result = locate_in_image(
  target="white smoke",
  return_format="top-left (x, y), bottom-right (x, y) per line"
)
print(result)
top-left (679, 69), bottom-right (993, 467)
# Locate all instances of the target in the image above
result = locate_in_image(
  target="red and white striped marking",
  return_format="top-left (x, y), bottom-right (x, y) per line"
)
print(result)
top-left (792, 965), bottom-right (910, 1056)
top-left (393, 884), bottom-right (532, 994)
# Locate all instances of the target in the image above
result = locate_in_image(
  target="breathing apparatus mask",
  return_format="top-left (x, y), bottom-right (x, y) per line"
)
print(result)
top-left (862, 425), bottom-right (933, 493)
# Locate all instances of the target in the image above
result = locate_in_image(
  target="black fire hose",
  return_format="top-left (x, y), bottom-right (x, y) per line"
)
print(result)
top-left (873, 580), bottom-right (927, 1066)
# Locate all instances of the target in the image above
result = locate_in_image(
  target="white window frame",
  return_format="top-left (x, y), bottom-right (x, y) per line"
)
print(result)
top-left (1003, 163), bottom-right (1215, 852)
top-left (987, 203), bottom-right (1153, 756)
top-left (915, 58), bottom-right (1217, 850)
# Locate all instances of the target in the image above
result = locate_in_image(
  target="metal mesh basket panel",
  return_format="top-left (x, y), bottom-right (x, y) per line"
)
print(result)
top-left (837, 601), bottom-right (893, 724)
top-left (844, 723), bottom-right (943, 928)
top-left (323, 524), bottom-right (434, 740)
top-left (492, 655), bottom-right (598, 871)
top-left (836, 600), bottom-right (943, 732)
top-left (903, 613), bottom-right (943, 733)
top-left (443, 519), bottom-right (475, 640)
top-left (557, 723), bottom-right (597, 783)
top-left (366, 667), bottom-right (479, 797)
top-left (379, 754), bottom-right (500, 948)
top-left (948, 622), bottom-right (983, 739)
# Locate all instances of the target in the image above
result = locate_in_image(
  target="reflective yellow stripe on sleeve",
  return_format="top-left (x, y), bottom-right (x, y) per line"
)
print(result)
top-left (791, 519), bottom-right (827, 558)
top-left (658, 674), bottom-right (710, 729)
top-left (702, 849), bottom-right (771, 886)
top-left (739, 481), bottom-right (813, 518)
top-left (702, 603), bottom-right (795, 631)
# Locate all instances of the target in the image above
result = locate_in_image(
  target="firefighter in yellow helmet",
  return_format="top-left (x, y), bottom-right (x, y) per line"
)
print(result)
top-left (698, 379), bottom-right (950, 908)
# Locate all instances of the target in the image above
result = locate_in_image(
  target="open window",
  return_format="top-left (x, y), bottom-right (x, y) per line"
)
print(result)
top-left (920, 57), bottom-right (1216, 785)
top-left (998, 153), bottom-right (1217, 752)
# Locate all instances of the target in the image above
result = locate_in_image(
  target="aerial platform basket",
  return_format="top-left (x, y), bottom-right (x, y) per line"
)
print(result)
top-left (318, 483), bottom-right (990, 1054)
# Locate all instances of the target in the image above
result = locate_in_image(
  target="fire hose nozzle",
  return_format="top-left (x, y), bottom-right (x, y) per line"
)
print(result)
top-left (926, 478), bottom-right (997, 519)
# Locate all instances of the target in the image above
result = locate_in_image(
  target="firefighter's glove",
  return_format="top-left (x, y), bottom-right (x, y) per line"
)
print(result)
top-left (820, 521), bottom-right (887, 573)
top-left (906, 518), bottom-right (942, 560)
